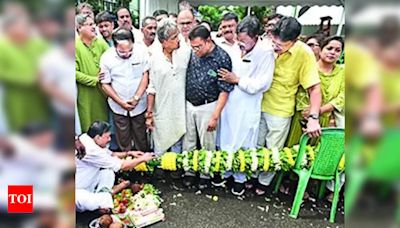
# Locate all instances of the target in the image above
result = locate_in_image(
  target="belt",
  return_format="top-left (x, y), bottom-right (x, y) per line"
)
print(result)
top-left (188, 98), bottom-right (217, 106)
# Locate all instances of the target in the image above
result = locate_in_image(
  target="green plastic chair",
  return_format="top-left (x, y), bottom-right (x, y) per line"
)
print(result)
top-left (345, 128), bottom-right (400, 222)
top-left (289, 128), bottom-right (344, 223)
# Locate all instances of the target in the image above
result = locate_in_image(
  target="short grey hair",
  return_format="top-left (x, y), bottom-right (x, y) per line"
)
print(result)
top-left (157, 19), bottom-right (178, 43)
top-left (75, 14), bottom-right (91, 31)
top-left (76, 3), bottom-right (93, 14)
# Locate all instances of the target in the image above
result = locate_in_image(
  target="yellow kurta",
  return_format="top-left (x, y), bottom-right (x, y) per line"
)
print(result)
top-left (286, 64), bottom-right (345, 147)
top-left (261, 40), bottom-right (320, 118)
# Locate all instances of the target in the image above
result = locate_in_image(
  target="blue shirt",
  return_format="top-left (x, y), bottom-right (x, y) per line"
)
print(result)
top-left (186, 44), bottom-right (234, 106)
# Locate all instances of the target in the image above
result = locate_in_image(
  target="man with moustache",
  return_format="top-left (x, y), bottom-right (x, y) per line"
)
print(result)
top-left (217, 16), bottom-right (275, 196)
top-left (115, 7), bottom-right (143, 43)
top-left (138, 16), bottom-right (160, 56)
top-left (95, 11), bottom-right (115, 47)
top-left (215, 12), bottom-right (241, 74)
top-left (75, 14), bottom-right (109, 132)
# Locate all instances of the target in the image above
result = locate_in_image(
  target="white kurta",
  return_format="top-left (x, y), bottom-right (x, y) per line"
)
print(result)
top-left (147, 45), bottom-right (191, 154)
top-left (75, 133), bottom-right (122, 211)
top-left (219, 39), bottom-right (275, 152)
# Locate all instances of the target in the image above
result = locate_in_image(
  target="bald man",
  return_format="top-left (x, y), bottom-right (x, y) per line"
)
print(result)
top-left (177, 9), bottom-right (195, 42)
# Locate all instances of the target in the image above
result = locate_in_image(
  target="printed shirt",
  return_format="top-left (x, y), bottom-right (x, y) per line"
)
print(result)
top-left (186, 44), bottom-right (234, 106)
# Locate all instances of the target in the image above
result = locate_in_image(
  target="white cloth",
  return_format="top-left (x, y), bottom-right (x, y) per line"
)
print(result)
top-left (76, 189), bottom-right (113, 212)
top-left (214, 38), bottom-right (241, 66)
top-left (39, 47), bottom-right (75, 116)
top-left (131, 26), bottom-right (144, 43)
top-left (183, 101), bottom-right (217, 151)
top-left (76, 168), bottom-right (115, 212)
top-left (219, 39), bottom-right (275, 152)
top-left (0, 135), bottom-right (70, 210)
top-left (100, 44), bottom-right (150, 117)
top-left (136, 36), bottom-right (162, 57)
top-left (147, 46), bottom-right (190, 154)
top-left (257, 112), bottom-right (292, 186)
top-left (75, 133), bottom-right (122, 192)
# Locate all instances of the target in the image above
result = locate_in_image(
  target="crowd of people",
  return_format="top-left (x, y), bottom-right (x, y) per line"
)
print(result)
top-left (74, 2), bottom-right (344, 214)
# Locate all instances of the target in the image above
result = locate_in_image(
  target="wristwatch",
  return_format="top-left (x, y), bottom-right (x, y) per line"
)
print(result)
top-left (308, 113), bottom-right (319, 120)
top-left (133, 95), bottom-right (140, 101)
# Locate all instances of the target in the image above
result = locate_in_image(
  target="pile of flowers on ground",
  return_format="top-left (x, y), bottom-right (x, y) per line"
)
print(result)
top-left (130, 145), bottom-right (345, 177)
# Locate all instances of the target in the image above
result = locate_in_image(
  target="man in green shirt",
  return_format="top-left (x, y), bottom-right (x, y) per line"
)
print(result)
top-left (0, 14), bottom-right (49, 132)
top-left (75, 14), bottom-right (110, 132)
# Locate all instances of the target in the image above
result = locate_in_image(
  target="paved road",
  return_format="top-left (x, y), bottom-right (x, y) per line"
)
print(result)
top-left (77, 173), bottom-right (344, 228)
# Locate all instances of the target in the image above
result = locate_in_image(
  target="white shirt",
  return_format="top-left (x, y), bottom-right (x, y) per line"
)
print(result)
top-left (75, 133), bottom-right (122, 192)
top-left (136, 36), bottom-right (162, 57)
top-left (219, 39), bottom-right (275, 152)
top-left (39, 47), bottom-right (75, 116)
top-left (215, 37), bottom-right (242, 61)
top-left (100, 43), bottom-right (150, 117)
top-left (146, 45), bottom-right (191, 153)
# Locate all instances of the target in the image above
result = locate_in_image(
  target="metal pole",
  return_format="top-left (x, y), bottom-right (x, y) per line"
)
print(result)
top-left (336, 7), bottom-right (345, 36)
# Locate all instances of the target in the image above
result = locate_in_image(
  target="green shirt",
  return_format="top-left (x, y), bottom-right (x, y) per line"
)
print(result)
top-left (296, 64), bottom-right (345, 114)
top-left (75, 37), bottom-right (109, 132)
top-left (261, 41), bottom-right (320, 118)
top-left (0, 37), bottom-right (50, 131)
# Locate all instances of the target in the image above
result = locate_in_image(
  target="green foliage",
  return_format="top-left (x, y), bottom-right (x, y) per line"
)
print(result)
top-left (197, 5), bottom-right (271, 31)
top-left (197, 5), bottom-right (247, 31)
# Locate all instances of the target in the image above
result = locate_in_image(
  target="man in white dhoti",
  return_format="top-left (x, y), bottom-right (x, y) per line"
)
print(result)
top-left (145, 19), bottom-right (190, 156)
top-left (75, 121), bottom-right (154, 212)
top-left (218, 16), bottom-right (275, 196)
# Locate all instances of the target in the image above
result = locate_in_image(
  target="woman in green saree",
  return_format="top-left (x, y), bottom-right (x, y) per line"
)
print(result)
top-left (286, 36), bottom-right (345, 147)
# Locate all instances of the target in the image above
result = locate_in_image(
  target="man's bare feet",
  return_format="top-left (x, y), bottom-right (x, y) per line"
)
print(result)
top-left (112, 180), bottom-right (130, 195)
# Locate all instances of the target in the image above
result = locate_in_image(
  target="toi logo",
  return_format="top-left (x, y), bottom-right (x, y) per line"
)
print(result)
top-left (8, 185), bottom-right (33, 213)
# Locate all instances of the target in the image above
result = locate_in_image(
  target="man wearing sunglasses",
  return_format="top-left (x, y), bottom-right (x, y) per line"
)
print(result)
top-left (99, 28), bottom-right (150, 153)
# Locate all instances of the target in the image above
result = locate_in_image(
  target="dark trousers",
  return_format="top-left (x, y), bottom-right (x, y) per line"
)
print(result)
top-left (113, 111), bottom-right (149, 152)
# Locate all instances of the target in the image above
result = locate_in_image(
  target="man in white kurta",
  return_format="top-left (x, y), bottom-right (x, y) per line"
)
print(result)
top-left (218, 16), bottom-right (275, 196)
top-left (146, 20), bottom-right (191, 155)
top-left (75, 121), bottom-right (154, 212)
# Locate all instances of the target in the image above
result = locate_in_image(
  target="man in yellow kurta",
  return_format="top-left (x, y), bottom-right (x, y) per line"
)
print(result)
top-left (256, 17), bottom-right (322, 195)
top-left (75, 14), bottom-right (109, 132)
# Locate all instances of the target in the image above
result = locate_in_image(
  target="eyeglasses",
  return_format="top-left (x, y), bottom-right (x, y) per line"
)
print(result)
top-left (307, 43), bottom-right (320, 48)
top-left (191, 43), bottom-right (203, 52)
top-left (178, 21), bottom-right (192, 27)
